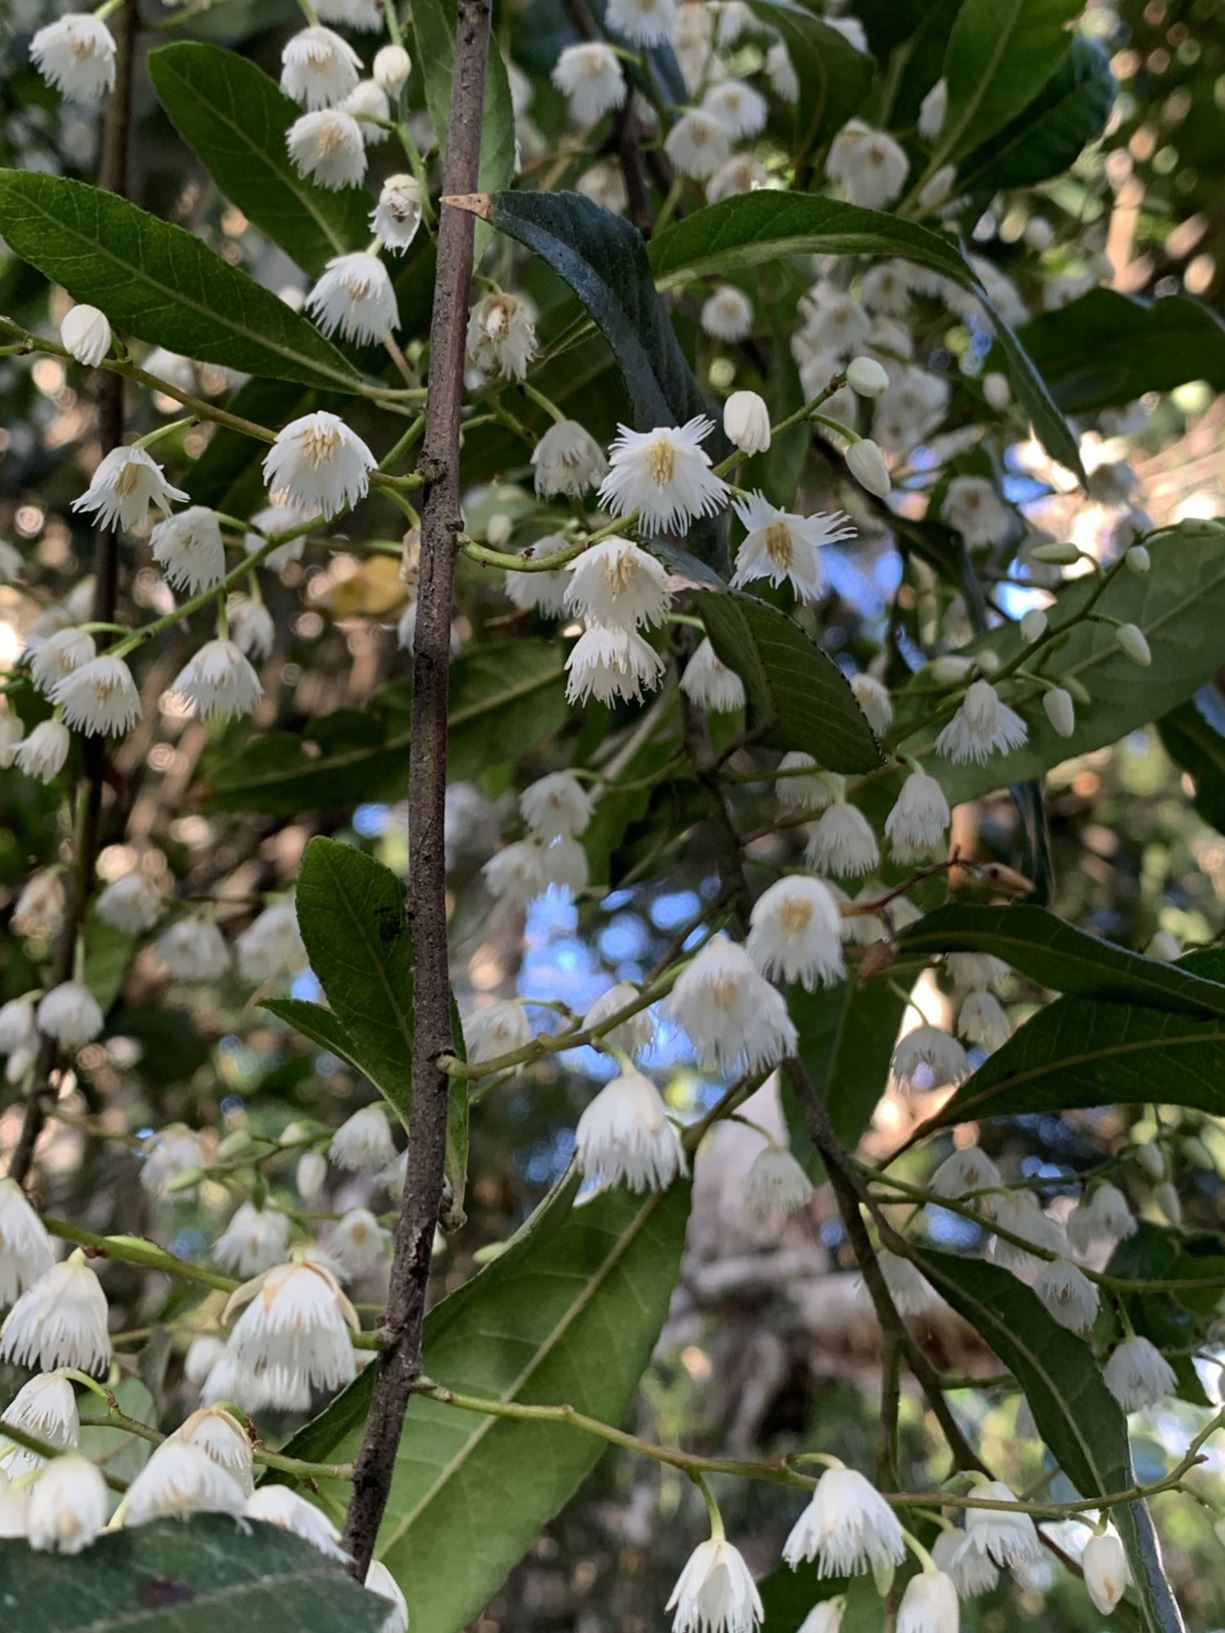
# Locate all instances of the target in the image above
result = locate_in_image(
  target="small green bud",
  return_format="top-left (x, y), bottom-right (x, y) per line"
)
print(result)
top-left (1029, 542), bottom-right (1081, 564)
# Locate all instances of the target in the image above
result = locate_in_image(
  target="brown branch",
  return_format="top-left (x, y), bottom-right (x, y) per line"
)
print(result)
top-left (341, 0), bottom-right (491, 1579)
top-left (11, 0), bottom-right (139, 1189)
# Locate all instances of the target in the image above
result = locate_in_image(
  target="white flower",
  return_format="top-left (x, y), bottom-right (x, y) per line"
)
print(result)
top-left (224, 1256), bottom-right (359, 1393)
top-left (606, 0), bottom-right (676, 45)
top-left (464, 999), bottom-right (531, 1064)
top-left (552, 43), bottom-right (627, 125)
top-left (667, 1536), bottom-right (763, 1633)
top-left (990, 1191), bottom-right (1063, 1273)
top-left (935, 680), bottom-right (1027, 765)
top-left (521, 771), bottom-right (595, 843)
top-left (373, 41), bottom-right (411, 90)
top-left (235, 899), bottom-right (306, 984)
top-left (849, 676), bottom-right (891, 737)
top-left (330, 1208), bottom-right (391, 1277)
top-left (0, 1372), bottom-right (79, 1477)
top-left (885, 772), bottom-right (949, 863)
top-left (765, 40), bottom-right (798, 101)
top-left (281, 25), bottom-right (362, 109)
top-left (783, 1465), bottom-right (906, 1577)
top-left (0, 1000), bottom-right (36, 1059)
top-left (0, 1179), bottom-right (53, 1309)
top-left (566, 624), bottom-right (666, 705)
top-left (371, 174), bottom-right (424, 253)
top-left (52, 653), bottom-right (140, 737)
top-left (141, 1124), bottom-right (207, 1198)
top-left (796, 1604), bottom-right (845, 1633)
top-left (731, 491), bottom-right (854, 602)
top-left (958, 1481), bottom-right (1041, 1567)
top-left (931, 1528), bottom-right (997, 1597)
top-left (1034, 1256), bottom-right (1099, 1333)
top-left (746, 1145), bottom-right (814, 1222)
top-left (575, 1068), bottom-right (686, 1193)
top-left (483, 838), bottom-right (548, 904)
top-left (14, 871), bottom-right (66, 939)
top-left (827, 124), bottom-right (909, 208)
top-left (245, 503), bottom-right (308, 572)
top-left (307, 253), bottom-right (398, 344)
top-left (264, 411), bottom-right (375, 519)
top-left (61, 304), bottom-right (111, 367)
top-left (581, 982), bottom-right (655, 1057)
top-left (846, 356), bottom-right (890, 397)
top-left (531, 421), bottom-right (609, 498)
top-left (505, 547), bottom-right (572, 617)
top-left (1104, 1336), bottom-right (1176, 1411)
top-left (26, 1455), bottom-right (107, 1553)
top-left (1082, 1531), bottom-right (1128, 1614)
top-left (297, 1151), bottom-right (327, 1202)
top-left (930, 1147), bottom-right (1000, 1203)
top-left (873, 1249), bottom-right (935, 1316)
top-left (342, 79), bottom-right (391, 141)
top-left (701, 286), bottom-right (754, 343)
top-left (956, 991), bottom-right (1011, 1050)
top-left (36, 981), bottom-right (103, 1048)
top-left (156, 917), bottom-right (230, 981)
top-left (95, 871), bottom-right (162, 937)
top-left (72, 446), bottom-right (188, 532)
top-left (183, 1336), bottom-right (225, 1388)
top-left (150, 511), bottom-right (229, 600)
top-left (804, 801), bottom-right (879, 878)
top-left (918, 165), bottom-right (957, 211)
top-left (173, 1404), bottom-right (253, 1494)
top-left (566, 538), bottom-right (671, 632)
top-left (723, 391), bottom-right (771, 455)
top-left (702, 78), bottom-right (768, 138)
top-left (706, 153), bottom-right (769, 204)
top-left (897, 1571), bottom-right (958, 1633)
top-left (918, 77), bottom-right (948, 141)
top-left (245, 1485), bottom-right (349, 1560)
top-left (229, 598), bottom-right (276, 659)
top-left (681, 639), bottom-right (745, 713)
top-left (942, 477), bottom-right (1010, 549)
top-left (124, 1438), bottom-right (247, 1527)
top-left (287, 109), bottom-right (368, 189)
top-left (665, 934), bottom-right (797, 1074)
top-left (30, 15), bottom-right (115, 102)
top-left (367, 1560), bottom-right (410, 1633)
top-left (0, 1255), bottom-right (111, 1375)
top-left (945, 953), bottom-right (1010, 993)
top-left (466, 292), bottom-right (537, 381)
top-left (891, 1024), bottom-right (967, 1091)
top-left (844, 438), bottom-right (891, 497)
top-left (1083, 1182), bottom-right (1137, 1244)
top-left (748, 876), bottom-right (845, 989)
top-left (599, 417), bottom-right (728, 533)
top-left (215, 1202), bottom-right (291, 1278)
top-left (329, 1104), bottom-right (396, 1173)
top-left (665, 110), bottom-right (731, 180)
top-left (171, 638), bottom-right (262, 721)
top-left (776, 754), bottom-right (839, 814)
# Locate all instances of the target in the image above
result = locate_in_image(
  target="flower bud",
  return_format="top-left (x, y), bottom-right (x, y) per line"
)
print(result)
top-left (1155, 1180), bottom-right (1182, 1227)
top-left (1043, 686), bottom-right (1075, 738)
top-left (1134, 1141), bottom-right (1165, 1179)
top-left (982, 371), bottom-right (1011, 411)
top-left (1020, 608), bottom-right (1047, 642)
top-left (486, 512), bottom-right (513, 548)
top-left (296, 1150), bottom-right (327, 1201)
top-left (1029, 541), bottom-right (1080, 564)
top-left (722, 389), bottom-right (771, 454)
top-left (845, 438), bottom-right (890, 497)
top-left (1115, 622), bottom-right (1151, 666)
top-left (373, 44), bottom-right (411, 94)
top-left (846, 356), bottom-right (888, 398)
top-left (1083, 1532), bottom-right (1128, 1614)
top-left (1126, 544), bottom-right (1151, 574)
top-left (919, 164), bottom-right (956, 210)
top-left (976, 650), bottom-right (1001, 675)
top-left (61, 304), bottom-right (112, 367)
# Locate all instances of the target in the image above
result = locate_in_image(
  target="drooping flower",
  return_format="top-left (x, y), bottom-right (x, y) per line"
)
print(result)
top-left (945, 952), bottom-right (1011, 993)
top-left (1103, 1336), bottom-right (1176, 1411)
top-left (896, 1570), bottom-right (959, 1633)
top-left (0, 1254), bottom-right (111, 1375)
top-left (464, 999), bottom-right (531, 1065)
top-left (551, 42), bottom-right (627, 125)
top-left (72, 447), bottom-right (188, 533)
top-left (891, 1025), bottom-right (968, 1091)
top-left (329, 1104), bottom-right (396, 1174)
top-left (123, 1438), bottom-right (247, 1527)
top-left (850, 674), bottom-right (892, 736)
top-left (782, 1465), bottom-right (907, 1577)
top-left (777, 755), bottom-right (840, 814)
top-left (140, 1124), bottom-right (207, 1198)
top-left (373, 42), bottom-right (411, 90)
top-left (52, 654), bottom-right (140, 737)
top-left (931, 1528), bottom-right (998, 1598)
top-left (665, 935), bottom-right (797, 1074)
top-left (280, 25), bottom-right (362, 109)
top-left (341, 79), bottom-right (391, 141)
top-left (371, 174), bottom-right (425, 252)
top-left (0, 999), bottom-right (36, 1058)
top-left (701, 286), bottom-right (754, 343)
top-left (731, 491), bottom-right (854, 602)
top-left (1082, 1531), bottom-right (1128, 1614)
top-left (156, 917), bottom-right (231, 982)
top-left (96, 871), bottom-right (163, 935)
top-left (30, 15), bottom-right (116, 102)
top-left (520, 771), bottom-right (595, 843)
top-left (575, 1068), bottom-right (687, 1193)
top-left (581, 982), bottom-right (655, 1058)
top-left (482, 838), bottom-right (548, 905)
top-left (565, 538), bottom-right (671, 631)
top-left (224, 1256), bottom-right (359, 1394)
top-left (235, 899), bottom-right (306, 984)
top-left (935, 680), bottom-right (1028, 765)
top-left (307, 253), bottom-right (399, 344)
top-left (827, 123), bottom-right (909, 208)
top-left (884, 771), bottom-right (950, 863)
top-left (466, 292), bottom-right (537, 381)
top-left (150, 507), bottom-right (226, 594)
top-left (541, 838), bottom-right (588, 895)
top-left (0, 1372), bottom-right (79, 1477)
top-left (665, 110), bottom-right (731, 180)
top-left (61, 305), bottom-right (112, 367)
top-left (531, 421), bottom-right (609, 498)
top-left (0, 1179), bottom-right (55, 1307)
top-left (172, 1404), bottom-right (254, 1495)
top-left (605, 0), bottom-right (676, 44)
top-left (701, 78), bottom-right (768, 139)
top-left (599, 417), bottom-right (729, 533)
top-left (244, 1485), bottom-right (349, 1561)
top-left (330, 1208), bottom-right (392, 1278)
top-left (26, 1455), bottom-right (108, 1553)
top-left (745, 1146), bottom-right (814, 1222)
top-left (264, 411), bottom-right (375, 519)
top-left (929, 1147), bottom-right (1000, 1204)
top-left (1033, 1257), bottom-right (1099, 1334)
top-left (171, 638), bottom-right (263, 721)
top-left (565, 624), bottom-right (666, 706)
top-left (667, 1536), bottom-right (763, 1633)
top-left (804, 801), bottom-right (880, 878)
top-left (956, 991), bottom-right (1011, 1050)
top-left (35, 981), bottom-right (104, 1048)
top-left (229, 598), bottom-right (277, 660)
top-left (214, 1202), bottom-right (292, 1278)
top-left (287, 110), bottom-right (368, 189)
top-left (747, 876), bottom-right (845, 989)
top-left (957, 1481), bottom-right (1042, 1567)
top-left (681, 639), bottom-right (746, 713)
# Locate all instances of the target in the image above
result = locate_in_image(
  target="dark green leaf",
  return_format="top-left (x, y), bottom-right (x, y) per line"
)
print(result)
top-left (261, 996), bottom-right (367, 1073)
top-left (0, 1514), bottom-right (390, 1633)
top-left (744, 0), bottom-right (874, 163)
top-left (0, 171), bottom-right (364, 390)
top-left (938, 0), bottom-right (1082, 160)
top-left (695, 588), bottom-right (883, 772)
top-left (957, 37), bottom-right (1115, 194)
top-left (148, 43), bottom-right (371, 276)
top-left (283, 1179), bottom-right (690, 1633)
top-left (84, 914), bottom-right (135, 1014)
top-left (1159, 690), bottom-right (1225, 833)
top-left (787, 978), bottom-right (911, 1158)
top-left (911, 1251), bottom-right (1182, 1633)
top-left (899, 902), bottom-right (1225, 1017)
top-left (1013, 289), bottom-right (1225, 415)
top-left (447, 639), bottom-right (571, 781)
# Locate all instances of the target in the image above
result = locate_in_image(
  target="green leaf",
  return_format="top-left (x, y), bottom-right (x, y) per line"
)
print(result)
top-left (1159, 692), bottom-right (1225, 832)
top-left (647, 192), bottom-right (1082, 477)
top-left (205, 641), bottom-right (568, 813)
top-left (898, 902), bottom-right (1225, 1017)
top-left (786, 976), bottom-right (911, 1158)
top-left (744, 0), bottom-right (874, 163)
top-left (694, 588), bottom-right (883, 773)
top-left (956, 36), bottom-right (1115, 194)
top-left (283, 1179), bottom-right (690, 1633)
top-left (938, 0), bottom-right (1082, 160)
top-left (476, 190), bottom-right (712, 432)
top-left (1012, 289), bottom-right (1225, 415)
top-left (0, 1514), bottom-right (390, 1633)
top-left (0, 171), bottom-right (363, 391)
top-left (261, 996), bottom-right (367, 1074)
top-left (84, 914), bottom-right (135, 1014)
top-left (911, 1251), bottom-right (1182, 1633)
top-left (148, 43), bottom-right (371, 277)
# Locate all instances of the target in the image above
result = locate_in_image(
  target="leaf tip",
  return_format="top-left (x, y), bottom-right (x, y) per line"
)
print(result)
top-left (441, 192), bottom-right (493, 220)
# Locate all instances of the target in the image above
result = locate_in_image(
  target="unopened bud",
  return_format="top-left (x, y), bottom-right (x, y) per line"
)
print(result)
top-left (1125, 544), bottom-right (1151, 574)
top-left (846, 356), bottom-right (889, 398)
top-left (982, 371), bottom-right (1011, 411)
top-left (1183, 1135), bottom-right (1213, 1168)
top-left (931, 655), bottom-right (973, 683)
top-left (1043, 686), bottom-right (1075, 738)
top-left (61, 304), bottom-right (112, 368)
top-left (976, 650), bottom-right (1001, 675)
top-left (1115, 622), bottom-right (1151, 666)
top-left (722, 389), bottom-right (771, 455)
top-left (919, 164), bottom-right (956, 210)
top-left (1134, 1142), bottom-right (1166, 1180)
top-left (1030, 541), bottom-right (1081, 565)
top-left (216, 1129), bottom-right (252, 1162)
top-left (1155, 1181), bottom-right (1182, 1227)
top-left (486, 513), bottom-right (513, 548)
top-left (373, 44), bottom-right (412, 94)
top-left (1020, 608), bottom-right (1047, 643)
top-left (1062, 675), bottom-right (1093, 705)
top-left (845, 438), bottom-right (891, 498)
top-left (1083, 1532), bottom-right (1128, 1615)
top-left (297, 1150), bottom-right (327, 1201)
